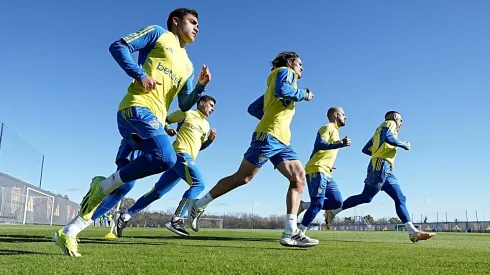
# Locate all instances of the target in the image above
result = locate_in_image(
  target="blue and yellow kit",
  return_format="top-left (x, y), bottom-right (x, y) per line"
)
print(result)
top-left (244, 67), bottom-right (309, 168)
top-left (109, 25), bottom-right (205, 131)
top-left (362, 120), bottom-right (410, 188)
top-left (166, 109), bottom-right (213, 159)
top-left (304, 123), bottom-right (344, 197)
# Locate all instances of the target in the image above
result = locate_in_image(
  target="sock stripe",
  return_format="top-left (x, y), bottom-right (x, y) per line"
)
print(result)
top-left (174, 198), bottom-right (188, 216)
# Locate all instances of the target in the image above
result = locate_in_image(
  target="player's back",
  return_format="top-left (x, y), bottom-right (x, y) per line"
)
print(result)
top-left (254, 67), bottom-right (298, 146)
top-left (370, 120), bottom-right (399, 169)
top-left (118, 25), bottom-right (194, 124)
top-left (169, 110), bottom-right (210, 159)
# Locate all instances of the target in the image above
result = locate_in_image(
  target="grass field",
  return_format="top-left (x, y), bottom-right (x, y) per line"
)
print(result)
top-left (1, 225), bottom-right (489, 274)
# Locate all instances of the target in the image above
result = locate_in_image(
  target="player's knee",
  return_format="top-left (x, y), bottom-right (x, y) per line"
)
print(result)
top-left (116, 158), bottom-right (131, 170)
top-left (396, 194), bottom-right (407, 205)
top-left (193, 182), bottom-right (205, 193)
top-left (362, 195), bottom-right (374, 204)
top-left (331, 199), bottom-right (343, 209)
top-left (152, 150), bottom-right (177, 172)
top-left (311, 198), bottom-right (324, 213)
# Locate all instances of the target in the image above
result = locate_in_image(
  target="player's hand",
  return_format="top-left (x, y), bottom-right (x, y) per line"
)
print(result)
top-left (198, 64), bottom-right (211, 86)
top-left (341, 136), bottom-right (351, 147)
top-left (304, 88), bottom-right (314, 101)
top-left (166, 128), bottom-right (177, 137)
top-left (403, 141), bottom-right (411, 150)
top-left (138, 76), bottom-right (162, 93)
top-left (208, 128), bottom-right (217, 140)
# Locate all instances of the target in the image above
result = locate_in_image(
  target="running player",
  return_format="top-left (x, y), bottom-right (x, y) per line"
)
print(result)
top-left (116, 95), bottom-right (217, 238)
top-left (187, 51), bottom-right (318, 247)
top-left (326, 111), bottom-right (436, 243)
top-left (297, 107), bottom-right (350, 237)
top-left (53, 8), bottom-right (211, 256)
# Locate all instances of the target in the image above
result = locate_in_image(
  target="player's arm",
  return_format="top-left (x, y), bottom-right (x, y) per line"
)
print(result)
top-left (164, 110), bottom-right (185, 136)
top-left (178, 65), bottom-right (211, 111)
top-left (314, 126), bottom-right (347, 150)
top-left (381, 122), bottom-right (410, 150)
top-left (362, 138), bottom-right (373, 156)
top-left (200, 128), bottom-right (216, 151)
top-left (247, 95), bottom-right (264, 120)
top-left (274, 68), bottom-right (309, 102)
top-left (109, 25), bottom-right (165, 81)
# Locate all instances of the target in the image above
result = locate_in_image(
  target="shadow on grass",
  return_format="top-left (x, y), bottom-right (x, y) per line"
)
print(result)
top-left (129, 235), bottom-right (279, 243)
top-left (0, 235), bottom-right (52, 243)
top-left (0, 249), bottom-right (55, 256)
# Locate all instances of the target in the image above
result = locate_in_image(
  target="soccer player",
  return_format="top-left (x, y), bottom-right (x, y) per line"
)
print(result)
top-left (116, 95), bottom-right (217, 237)
top-left (296, 107), bottom-right (351, 237)
top-left (325, 111), bottom-right (436, 242)
top-left (53, 8), bottom-right (212, 257)
top-left (187, 51), bottom-right (318, 247)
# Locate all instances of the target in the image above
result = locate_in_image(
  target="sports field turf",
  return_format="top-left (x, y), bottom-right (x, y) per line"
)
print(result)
top-left (0, 225), bottom-right (489, 274)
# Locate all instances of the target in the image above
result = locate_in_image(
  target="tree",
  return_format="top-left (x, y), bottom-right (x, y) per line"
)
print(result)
top-left (119, 197), bottom-right (136, 212)
top-left (363, 215), bottom-right (375, 225)
top-left (388, 217), bottom-right (402, 224)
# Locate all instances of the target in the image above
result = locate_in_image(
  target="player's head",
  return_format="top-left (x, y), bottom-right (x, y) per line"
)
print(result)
top-left (327, 107), bottom-right (347, 127)
top-left (167, 8), bottom-right (199, 46)
top-left (385, 110), bottom-right (403, 129)
top-left (198, 95), bottom-right (216, 117)
top-left (271, 51), bottom-right (303, 79)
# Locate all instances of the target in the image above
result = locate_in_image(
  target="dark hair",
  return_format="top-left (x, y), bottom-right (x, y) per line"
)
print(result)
top-left (385, 110), bottom-right (399, 120)
top-left (167, 8), bottom-right (198, 31)
top-left (327, 107), bottom-right (339, 120)
top-left (271, 51), bottom-right (299, 71)
top-left (198, 95), bottom-right (216, 105)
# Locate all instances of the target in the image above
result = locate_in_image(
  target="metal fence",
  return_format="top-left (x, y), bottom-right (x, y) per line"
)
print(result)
top-left (332, 221), bottom-right (490, 232)
top-left (0, 172), bottom-right (79, 225)
top-left (0, 121), bottom-right (79, 225)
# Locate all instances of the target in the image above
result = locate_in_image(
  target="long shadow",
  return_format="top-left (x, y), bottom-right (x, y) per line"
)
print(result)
top-left (0, 235), bottom-right (52, 243)
top-left (77, 238), bottom-right (170, 246)
top-left (336, 239), bottom-right (413, 246)
top-left (0, 249), bottom-right (54, 256)
top-left (179, 243), bottom-right (309, 251)
top-left (129, 235), bottom-right (278, 243)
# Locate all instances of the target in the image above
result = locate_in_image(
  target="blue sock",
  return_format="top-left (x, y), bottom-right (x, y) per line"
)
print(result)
top-left (119, 135), bottom-right (176, 183)
top-left (127, 169), bottom-right (180, 216)
top-left (383, 183), bottom-right (410, 223)
top-left (92, 159), bottom-right (135, 221)
top-left (301, 197), bottom-right (324, 228)
top-left (341, 184), bottom-right (379, 211)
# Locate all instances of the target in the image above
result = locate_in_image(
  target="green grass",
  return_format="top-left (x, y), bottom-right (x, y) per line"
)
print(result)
top-left (0, 225), bottom-right (489, 274)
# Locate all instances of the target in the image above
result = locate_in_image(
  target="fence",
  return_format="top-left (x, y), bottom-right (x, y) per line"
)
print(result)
top-left (0, 172), bottom-right (79, 225)
top-left (332, 221), bottom-right (490, 232)
top-left (0, 121), bottom-right (79, 225)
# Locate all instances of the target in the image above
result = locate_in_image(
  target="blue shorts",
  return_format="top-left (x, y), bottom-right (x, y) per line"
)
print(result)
top-left (115, 106), bottom-right (170, 163)
top-left (364, 158), bottom-right (399, 190)
top-left (306, 172), bottom-right (339, 198)
top-left (243, 133), bottom-right (299, 168)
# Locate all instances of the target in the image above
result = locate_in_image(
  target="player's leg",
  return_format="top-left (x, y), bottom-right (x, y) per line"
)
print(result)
top-left (382, 171), bottom-right (435, 242)
top-left (273, 146), bottom-right (318, 247)
top-left (187, 133), bottom-right (272, 231)
top-left (321, 177), bottom-right (343, 229)
top-left (299, 173), bottom-right (326, 235)
top-left (78, 107), bottom-right (176, 223)
top-left (325, 168), bottom-right (381, 228)
top-left (116, 169), bottom-right (180, 237)
top-left (165, 153), bottom-right (205, 236)
top-left (53, 141), bottom-right (137, 256)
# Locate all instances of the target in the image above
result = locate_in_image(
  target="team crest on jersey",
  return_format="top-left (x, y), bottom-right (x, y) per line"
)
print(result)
top-left (258, 154), bottom-right (266, 164)
top-left (149, 120), bottom-right (160, 129)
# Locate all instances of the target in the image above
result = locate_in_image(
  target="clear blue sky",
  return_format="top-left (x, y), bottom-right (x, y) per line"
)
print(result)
top-left (1, 0), bottom-right (489, 223)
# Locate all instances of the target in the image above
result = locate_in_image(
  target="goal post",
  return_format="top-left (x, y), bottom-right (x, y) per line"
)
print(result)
top-left (23, 187), bottom-right (55, 225)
